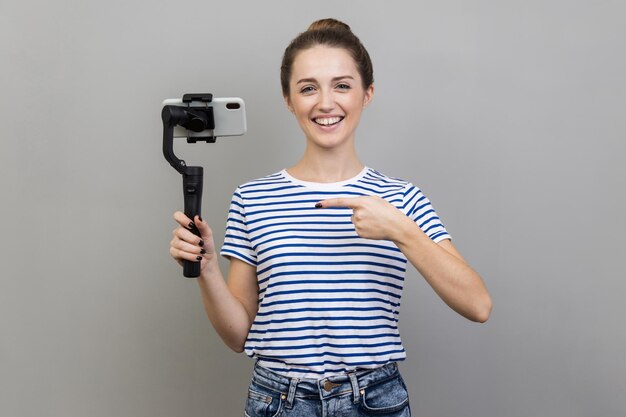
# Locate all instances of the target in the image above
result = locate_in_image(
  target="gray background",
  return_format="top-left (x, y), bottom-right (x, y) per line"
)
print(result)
top-left (1, 1), bottom-right (625, 416)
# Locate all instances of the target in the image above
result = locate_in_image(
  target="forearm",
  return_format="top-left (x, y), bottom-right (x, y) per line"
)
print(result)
top-left (394, 218), bottom-right (492, 322)
top-left (196, 260), bottom-right (254, 352)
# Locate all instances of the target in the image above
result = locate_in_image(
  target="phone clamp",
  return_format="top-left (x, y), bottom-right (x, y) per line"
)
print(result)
top-left (162, 93), bottom-right (216, 278)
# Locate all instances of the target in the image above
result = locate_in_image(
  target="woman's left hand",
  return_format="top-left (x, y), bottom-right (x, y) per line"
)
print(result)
top-left (316, 196), bottom-right (413, 241)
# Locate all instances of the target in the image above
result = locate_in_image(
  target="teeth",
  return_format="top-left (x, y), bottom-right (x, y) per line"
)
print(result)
top-left (314, 117), bottom-right (343, 126)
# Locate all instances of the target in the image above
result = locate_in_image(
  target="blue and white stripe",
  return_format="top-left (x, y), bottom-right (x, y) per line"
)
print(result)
top-left (221, 167), bottom-right (450, 379)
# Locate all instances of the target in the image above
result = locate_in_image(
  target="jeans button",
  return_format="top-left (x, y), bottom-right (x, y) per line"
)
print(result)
top-left (324, 380), bottom-right (340, 391)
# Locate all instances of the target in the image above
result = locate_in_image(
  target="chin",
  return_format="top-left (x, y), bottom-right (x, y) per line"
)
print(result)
top-left (309, 135), bottom-right (351, 150)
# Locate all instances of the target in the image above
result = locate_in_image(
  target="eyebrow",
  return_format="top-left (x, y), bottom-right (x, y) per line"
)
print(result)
top-left (296, 75), bottom-right (354, 84)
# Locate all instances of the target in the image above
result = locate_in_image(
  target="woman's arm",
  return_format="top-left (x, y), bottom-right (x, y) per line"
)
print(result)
top-left (393, 219), bottom-right (492, 322)
top-left (317, 197), bottom-right (492, 323)
top-left (196, 257), bottom-right (258, 352)
top-left (170, 212), bottom-right (259, 351)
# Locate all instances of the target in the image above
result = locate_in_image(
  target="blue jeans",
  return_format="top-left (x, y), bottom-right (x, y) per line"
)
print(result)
top-left (244, 362), bottom-right (411, 417)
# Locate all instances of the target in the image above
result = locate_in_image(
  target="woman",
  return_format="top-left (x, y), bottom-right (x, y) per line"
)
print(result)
top-left (170, 18), bottom-right (492, 417)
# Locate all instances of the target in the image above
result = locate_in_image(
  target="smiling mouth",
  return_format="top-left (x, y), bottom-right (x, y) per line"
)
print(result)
top-left (313, 116), bottom-right (344, 126)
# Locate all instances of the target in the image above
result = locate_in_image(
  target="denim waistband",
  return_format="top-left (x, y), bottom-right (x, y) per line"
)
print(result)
top-left (251, 361), bottom-right (400, 404)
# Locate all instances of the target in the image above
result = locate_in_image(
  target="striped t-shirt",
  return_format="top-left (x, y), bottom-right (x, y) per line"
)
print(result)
top-left (220, 167), bottom-right (451, 379)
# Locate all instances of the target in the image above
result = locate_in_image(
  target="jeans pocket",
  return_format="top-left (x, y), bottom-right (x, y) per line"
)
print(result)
top-left (359, 375), bottom-right (410, 416)
top-left (244, 383), bottom-right (284, 417)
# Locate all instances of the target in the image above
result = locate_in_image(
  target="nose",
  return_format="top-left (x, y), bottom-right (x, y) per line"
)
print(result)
top-left (317, 89), bottom-right (335, 112)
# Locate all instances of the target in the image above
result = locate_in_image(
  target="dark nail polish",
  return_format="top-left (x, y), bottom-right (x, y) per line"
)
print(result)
top-left (315, 203), bottom-right (323, 208)
top-left (199, 240), bottom-right (204, 247)
top-left (196, 256), bottom-right (202, 261)
top-left (200, 249), bottom-right (206, 255)
top-left (188, 222), bottom-right (195, 229)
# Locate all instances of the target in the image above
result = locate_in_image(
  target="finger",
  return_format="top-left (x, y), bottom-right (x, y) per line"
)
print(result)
top-left (173, 225), bottom-right (205, 246)
top-left (193, 215), bottom-right (214, 240)
top-left (316, 197), bottom-right (361, 209)
top-left (170, 236), bottom-right (206, 255)
top-left (170, 245), bottom-right (204, 263)
top-left (173, 211), bottom-right (196, 231)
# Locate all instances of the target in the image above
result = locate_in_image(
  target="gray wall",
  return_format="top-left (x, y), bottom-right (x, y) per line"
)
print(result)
top-left (2, 1), bottom-right (625, 416)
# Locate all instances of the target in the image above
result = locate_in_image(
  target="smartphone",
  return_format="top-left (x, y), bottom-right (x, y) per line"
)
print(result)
top-left (162, 97), bottom-right (247, 139)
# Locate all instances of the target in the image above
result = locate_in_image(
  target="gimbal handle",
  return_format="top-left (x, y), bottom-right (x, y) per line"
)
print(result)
top-left (181, 166), bottom-right (203, 278)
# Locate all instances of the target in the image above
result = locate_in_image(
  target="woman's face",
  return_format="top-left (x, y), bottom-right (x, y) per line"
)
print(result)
top-left (285, 45), bottom-right (374, 151)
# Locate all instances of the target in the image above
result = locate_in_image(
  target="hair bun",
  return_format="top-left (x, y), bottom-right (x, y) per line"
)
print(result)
top-left (307, 18), bottom-right (351, 33)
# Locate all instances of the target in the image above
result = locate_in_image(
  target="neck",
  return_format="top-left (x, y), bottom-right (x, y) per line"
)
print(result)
top-left (287, 141), bottom-right (364, 183)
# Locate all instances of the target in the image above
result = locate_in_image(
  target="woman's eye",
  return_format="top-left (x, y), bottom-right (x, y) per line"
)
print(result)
top-left (300, 86), bottom-right (316, 94)
top-left (336, 83), bottom-right (351, 90)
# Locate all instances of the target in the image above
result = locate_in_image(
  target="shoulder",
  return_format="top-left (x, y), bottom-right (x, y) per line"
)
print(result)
top-left (237, 171), bottom-right (285, 190)
top-left (359, 167), bottom-right (417, 195)
top-left (232, 170), bottom-right (297, 199)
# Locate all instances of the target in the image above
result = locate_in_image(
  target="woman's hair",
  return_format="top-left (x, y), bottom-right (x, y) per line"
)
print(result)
top-left (280, 18), bottom-right (374, 96)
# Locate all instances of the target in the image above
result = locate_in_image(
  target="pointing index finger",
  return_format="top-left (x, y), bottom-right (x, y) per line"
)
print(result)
top-left (315, 197), bottom-right (361, 209)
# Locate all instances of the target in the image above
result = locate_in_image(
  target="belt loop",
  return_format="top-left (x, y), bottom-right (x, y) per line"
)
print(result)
top-left (348, 371), bottom-right (361, 404)
top-left (285, 377), bottom-right (299, 409)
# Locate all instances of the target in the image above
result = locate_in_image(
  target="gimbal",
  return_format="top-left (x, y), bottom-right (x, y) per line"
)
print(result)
top-left (161, 93), bottom-right (216, 278)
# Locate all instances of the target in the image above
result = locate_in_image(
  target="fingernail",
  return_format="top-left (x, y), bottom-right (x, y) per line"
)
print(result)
top-left (200, 249), bottom-right (206, 255)
top-left (199, 240), bottom-right (204, 247)
top-left (315, 203), bottom-right (323, 208)
top-left (196, 256), bottom-right (202, 261)
top-left (198, 216), bottom-right (203, 222)
top-left (188, 222), bottom-right (195, 229)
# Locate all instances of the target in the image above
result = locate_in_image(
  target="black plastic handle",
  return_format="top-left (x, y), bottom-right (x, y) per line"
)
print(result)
top-left (183, 166), bottom-right (204, 278)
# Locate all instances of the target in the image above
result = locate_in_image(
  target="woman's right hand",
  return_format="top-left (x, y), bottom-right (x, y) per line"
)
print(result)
top-left (169, 211), bottom-right (217, 273)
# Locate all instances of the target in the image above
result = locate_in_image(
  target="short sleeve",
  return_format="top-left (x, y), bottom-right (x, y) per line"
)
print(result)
top-left (402, 183), bottom-right (451, 243)
top-left (220, 187), bottom-right (258, 266)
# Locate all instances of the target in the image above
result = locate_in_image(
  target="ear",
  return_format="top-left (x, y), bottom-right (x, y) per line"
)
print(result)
top-left (284, 95), bottom-right (294, 113)
top-left (363, 84), bottom-right (374, 107)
